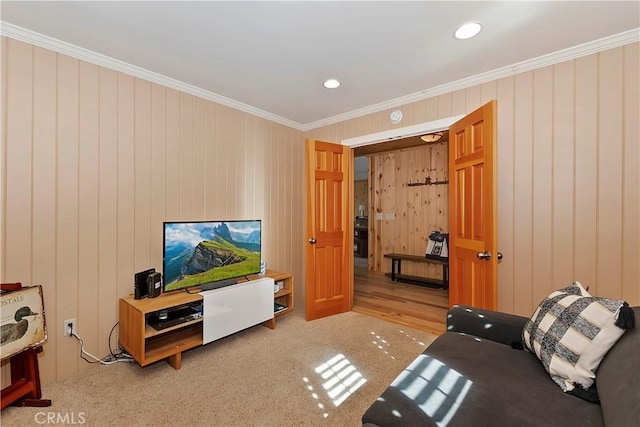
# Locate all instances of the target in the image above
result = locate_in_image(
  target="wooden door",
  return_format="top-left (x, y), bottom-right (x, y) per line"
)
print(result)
top-left (448, 101), bottom-right (498, 309)
top-left (305, 139), bottom-right (353, 320)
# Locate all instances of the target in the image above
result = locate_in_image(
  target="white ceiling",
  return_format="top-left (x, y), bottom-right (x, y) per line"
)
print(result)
top-left (1, 1), bottom-right (639, 131)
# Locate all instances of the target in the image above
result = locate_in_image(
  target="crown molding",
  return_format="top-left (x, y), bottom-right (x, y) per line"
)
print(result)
top-left (302, 28), bottom-right (640, 131)
top-left (2, 21), bottom-right (638, 133)
top-left (0, 22), bottom-right (304, 131)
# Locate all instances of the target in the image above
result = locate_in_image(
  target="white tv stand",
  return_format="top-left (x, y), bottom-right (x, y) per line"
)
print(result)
top-left (199, 277), bottom-right (274, 344)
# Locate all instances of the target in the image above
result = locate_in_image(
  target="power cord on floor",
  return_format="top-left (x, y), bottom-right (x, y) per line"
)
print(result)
top-left (68, 322), bottom-right (134, 365)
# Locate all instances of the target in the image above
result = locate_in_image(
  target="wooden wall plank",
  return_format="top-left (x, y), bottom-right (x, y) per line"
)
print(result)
top-left (150, 84), bottom-right (167, 271)
top-left (214, 104), bottom-right (228, 218)
top-left (56, 54), bottom-right (80, 378)
top-left (354, 180), bottom-right (368, 214)
top-left (1, 37), bottom-right (7, 387)
top-left (179, 93), bottom-right (194, 218)
top-left (1, 36), bottom-right (6, 284)
top-left (243, 112), bottom-right (254, 216)
top-left (464, 86), bottom-right (480, 112)
top-left (165, 89), bottom-right (180, 219)
top-left (283, 129), bottom-right (293, 271)
top-left (261, 121), bottom-right (272, 264)
top-left (480, 81), bottom-right (498, 106)
top-left (226, 108), bottom-right (239, 217)
top-left (621, 43), bottom-right (640, 304)
top-left (192, 97), bottom-right (206, 218)
top-left (32, 45), bottom-right (57, 382)
top-left (134, 78), bottom-right (152, 271)
top-left (413, 100), bottom-right (427, 124)
top-left (204, 100), bottom-right (216, 217)
top-left (552, 61), bottom-right (575, 287)
top-left (496, 76), bottom-right (516, 313)
top-left (532, 67), bottom-right (553, 303)
top-left (597, 47), bottom-right (624, 298)
top-left (116, 73), bottom-right (135, 300)
top-left (397, 151), bottom-right (408, 256)
top-left (574, 55), bottom-right (598, 291)
top-left (438, 93), bottom-right (452, 118)
top-left (271, 124), bottom-right (281, 265)
top-left (426, 97), bottom-right (438, 121)
top-left (4, 39), bottom-right (33, 283)
top-left (513, 71), bottom-right (535, 314)
top-left (78, 60), bottom-right (100, 366)
top-left (98, 67), bottom-right (118, 362)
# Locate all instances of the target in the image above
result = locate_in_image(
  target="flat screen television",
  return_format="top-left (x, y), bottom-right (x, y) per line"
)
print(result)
top-left (162, 220), bottom-right (261, 292)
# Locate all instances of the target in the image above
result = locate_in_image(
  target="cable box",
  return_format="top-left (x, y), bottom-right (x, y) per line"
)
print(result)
top-left (274, 302), bottom-right (288, 314)
top-left (148, 306), bottom-right (202, 330)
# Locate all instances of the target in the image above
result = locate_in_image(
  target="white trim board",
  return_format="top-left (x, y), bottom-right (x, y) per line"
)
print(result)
top-left (342, 116), bottom-right (464, 148)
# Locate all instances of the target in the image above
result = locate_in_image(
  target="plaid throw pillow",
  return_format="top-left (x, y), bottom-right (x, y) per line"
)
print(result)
top-left (522, 281), bottom-right (634, 394)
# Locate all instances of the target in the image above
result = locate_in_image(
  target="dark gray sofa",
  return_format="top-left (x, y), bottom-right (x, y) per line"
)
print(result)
top-left (362, 305), bottom-right (639, 427)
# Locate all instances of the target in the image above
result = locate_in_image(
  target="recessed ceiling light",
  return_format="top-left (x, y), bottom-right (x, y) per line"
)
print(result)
top-left (323, 79), bottom-right (341, 89)
top-left (454, 22), bottom-right (482, 40)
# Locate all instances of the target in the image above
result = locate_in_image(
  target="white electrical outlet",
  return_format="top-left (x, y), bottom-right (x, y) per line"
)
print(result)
top-left (63, 318), bottom-right (76, 337)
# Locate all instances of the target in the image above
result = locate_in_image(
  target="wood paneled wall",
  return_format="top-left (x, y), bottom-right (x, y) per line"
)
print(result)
top-left (307, 42), bottom-right (640, 317)
top-left (368, 144), bottom-right (448, 279)
top-left (1, 38), bottom-right (305, 383)
top-left (2, 35), bottom-right (638, 384)
top-left (354, 180), bottom-right (368, 215)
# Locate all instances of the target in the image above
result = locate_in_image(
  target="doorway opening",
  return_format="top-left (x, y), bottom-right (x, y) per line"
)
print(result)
top-left (351, 132), bottom-right (450, 335)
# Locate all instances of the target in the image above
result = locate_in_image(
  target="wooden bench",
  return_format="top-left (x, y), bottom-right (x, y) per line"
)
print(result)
top-left (383, 253), bottom-right (449, 290)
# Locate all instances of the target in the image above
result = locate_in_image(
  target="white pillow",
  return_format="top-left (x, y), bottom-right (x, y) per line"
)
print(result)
top-left (522, 281), bottom-right (631, 392)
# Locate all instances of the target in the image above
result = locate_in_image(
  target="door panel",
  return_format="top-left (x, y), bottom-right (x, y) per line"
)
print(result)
top-left (449, 101), bottom-right (497, 309)
top-left (306, 139), bottom-right (353, 320)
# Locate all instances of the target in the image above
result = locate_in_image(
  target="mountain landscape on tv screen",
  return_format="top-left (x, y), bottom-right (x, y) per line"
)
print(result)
top-left (164, 221), bottom-right (260, 291)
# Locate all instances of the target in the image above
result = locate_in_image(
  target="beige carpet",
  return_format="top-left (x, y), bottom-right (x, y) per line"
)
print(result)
top-left (1, 310), bottom-right (437, 427)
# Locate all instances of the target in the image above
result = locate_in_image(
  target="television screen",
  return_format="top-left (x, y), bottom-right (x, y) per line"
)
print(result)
top-left (162, 220), bottom-right (261, 292)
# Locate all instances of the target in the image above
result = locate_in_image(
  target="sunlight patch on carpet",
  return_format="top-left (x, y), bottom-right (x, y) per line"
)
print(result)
top-left (399, 329), bottom-right (428, 347)
top-left (369, 330), bottom-right (396, 359)
top-left (311, 353), bottom-right (367, 407)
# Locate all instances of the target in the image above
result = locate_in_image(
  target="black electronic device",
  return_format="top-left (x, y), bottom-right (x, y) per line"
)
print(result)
top-left (274, 302), bottom-right (288, 314)
top-left (134, 268), bottom-right (155, 299)
top-left (148, 304), bottom-right (202, 330)
top-left (147, 272), bottom-right (162, 298)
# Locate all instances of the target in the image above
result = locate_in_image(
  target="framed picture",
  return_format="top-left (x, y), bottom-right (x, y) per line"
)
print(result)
top-left (1, 285), bottom-right (47, 360)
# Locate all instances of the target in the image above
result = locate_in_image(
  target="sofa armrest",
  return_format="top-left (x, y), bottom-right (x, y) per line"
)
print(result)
top-left (446, 305), bottom-right (529, 346)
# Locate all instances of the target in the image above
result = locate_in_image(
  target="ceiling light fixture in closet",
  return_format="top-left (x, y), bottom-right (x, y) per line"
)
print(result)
top-left (421, 132), bottom-right (443, 143)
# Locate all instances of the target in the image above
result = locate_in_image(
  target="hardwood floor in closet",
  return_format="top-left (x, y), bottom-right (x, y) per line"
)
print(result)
top-left (353, 257), bottom-right (448, 336)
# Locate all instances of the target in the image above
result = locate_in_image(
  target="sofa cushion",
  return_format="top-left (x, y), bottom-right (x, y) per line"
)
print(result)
top-left (362, 332), bottom-right (603, 427)
top-left (522, 281), bottom-right (632, 393)
top-left (595, 306), bottom-right (640, 427)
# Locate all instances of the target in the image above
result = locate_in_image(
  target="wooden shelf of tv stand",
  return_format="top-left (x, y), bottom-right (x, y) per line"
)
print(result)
top-left (245, 269), bottom-right (294, 329)
top-left (119, 270), bottom-right (294, 369)
top-left (119, 291), bottom-right (204, 370)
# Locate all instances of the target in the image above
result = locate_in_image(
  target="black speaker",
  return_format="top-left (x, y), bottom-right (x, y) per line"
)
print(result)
top-left (134, 268), bottom-right (155, 299)
top-left (147, 272), bottom-right (162, 298)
